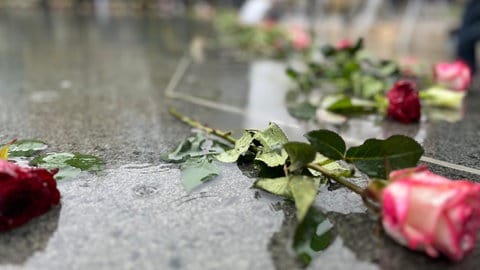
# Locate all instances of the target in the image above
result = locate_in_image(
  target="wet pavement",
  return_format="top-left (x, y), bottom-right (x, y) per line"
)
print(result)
top-left (0, 10), bottom-right (479, 270)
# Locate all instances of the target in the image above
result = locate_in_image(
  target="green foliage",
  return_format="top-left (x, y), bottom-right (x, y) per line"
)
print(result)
top-left (214, 10), bottom-right (301, 58)
top-left (322, 95), bottom-right (377, 114)
top-left (162, 132), bottom-right (226, 163)
top-left (8, 139), bottom-right (48, 157)
top-left (346, 135), bottom-right (424, 179)
top-left (166, 112), bottom-right (428, 267)
top-left (284, 142), bottom-right (316, 171)
top-left (253, 177), bottom-right (293, 199)
top-left (284, 38), bottom-right (404, 121)
top-left (254, 175), bottom-right (319, 223)
top-left (31, 152), bottom-right (105, 180)
top-left (286, 102), bottom-right (317, 120)
top-left (181, 157), bottom-right (219, 191)
top-left (294, 207), bottom-right (333, 265)
top-left (290, 176), bottom-right (319, 223)
top-left (307, 154), bottom-right (352, 178)
top-left (305, 130), bottom-right (346, 160)
top-left (253, 123), bottom-right (289, 167)
top-left (216, 131), bottom-right (254, 163)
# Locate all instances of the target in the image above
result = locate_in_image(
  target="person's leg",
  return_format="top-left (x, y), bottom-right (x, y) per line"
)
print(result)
top-left (461, 0), bottom-right (480, 27)
top-left (457, 1), bottom-right (480, 73)
top-left (458, 21), bottom-right (480, 73)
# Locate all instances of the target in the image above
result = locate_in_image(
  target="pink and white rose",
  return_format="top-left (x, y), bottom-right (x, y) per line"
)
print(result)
top-left (335, 39), bottom-right (352, 50)
top-left (381, 166), bottom-right (480, 261)
top-left (288, 26), bottom-right (311, 50)
top-left (434, 60), bottom-right (472, 92)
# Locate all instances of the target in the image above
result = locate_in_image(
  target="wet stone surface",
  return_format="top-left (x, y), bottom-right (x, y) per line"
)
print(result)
top-left (0, 10), bottom-right (479, 270)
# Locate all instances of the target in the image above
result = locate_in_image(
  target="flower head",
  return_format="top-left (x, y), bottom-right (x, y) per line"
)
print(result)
top-left (0, 160), bottom-right (60, 231)
top-left (434, 60), bottom-right (472, 92)
top-left (288, 26), bottom-right (311, 50)
top-left (381, 166), bottom-right (480, 261)
top-left (335, 39), bottom-right (352, 50)
top-left (386, 80), bottom-right (421, 123)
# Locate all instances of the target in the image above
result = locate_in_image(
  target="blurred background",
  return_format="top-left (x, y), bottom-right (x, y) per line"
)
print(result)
top-left (0, 0), bottom-right (471, 64)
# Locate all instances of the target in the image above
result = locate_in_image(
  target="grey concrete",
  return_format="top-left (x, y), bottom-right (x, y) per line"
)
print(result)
top-left (0, 10), bottom-right (479, 270)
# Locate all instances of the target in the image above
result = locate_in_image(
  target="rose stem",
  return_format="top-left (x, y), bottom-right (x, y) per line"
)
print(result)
top-left (169, 107), bottom-right (236, 145)
top-left (307, 163), bottom-right (364, 195)
top-left (170, 107), bottom-right (365, 195)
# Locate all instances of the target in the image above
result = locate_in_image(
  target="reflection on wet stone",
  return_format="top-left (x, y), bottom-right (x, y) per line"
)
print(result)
top-left (268, 202), bottom-right (300, 270)
top-left (327, 212), bottom-right (480, 270)
top-left (0, 205), bottom-right (60, 265)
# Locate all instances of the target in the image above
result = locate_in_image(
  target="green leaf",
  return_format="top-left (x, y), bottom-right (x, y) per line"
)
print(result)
top-left (65, 153), bottom-right (105, 172)
top-left (290, 176), bottom-right (319, 223)
top-left (307, 154), bottom-right (353, 178)
top-left (31, 152), bottom-right (105, 180)
top-left (323, 95), bottom-right (377, 114)
top-left (254, 123), bottom-right (289, 167)
top-left (286, 68), bottom-right (299, 79)
top-left (287, 102), bottom-right (317, 120)
top-left (294, 207), bottom-right (333, 266)
top-left (162, 133), bottom-right (226, 162)
top-left (31, 152), bottom-right (75, 169)
top-left (181, 157), bottom-right (219, 191)
top-left (346, 135), bottom-right (424, 179)
top-left (284, 142), bottom-right (316, 171)
top-left (305, 130), bottom-right (346, 160)
top-left (216, 131), bottom-right (254, 163)
top-left (8, 139), bottom-right (48, 157)
top-left (253, 177), bottom-right (292, 198)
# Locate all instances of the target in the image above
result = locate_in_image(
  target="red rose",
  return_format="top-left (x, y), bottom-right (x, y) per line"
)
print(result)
top-left (335, 39), bottom-right (352, 50)
top-left (0, 160), bottom-right (60, 231)
top-left (434, 60), bottom-right (472, 91)
top-left (386, 80), bottom-right (421, 123)
top-left (381, 166), bottom-right (480, 261)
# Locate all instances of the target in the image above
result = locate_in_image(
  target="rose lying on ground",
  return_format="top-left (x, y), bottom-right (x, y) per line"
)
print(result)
top-left (0, 160), bottom-right (60, 231)
top-left (386, 80), bottom-right (421, 124)
top-left (381, 166), bottom-right (480, 261)
top-left (419, 87), bottom-right (465, 109)
top-left (434, 60), bottom-right (472, 92)
top-left (288, 25), bottom-right (311, 50)
top-left (335, 39), bottom-right (352, 50)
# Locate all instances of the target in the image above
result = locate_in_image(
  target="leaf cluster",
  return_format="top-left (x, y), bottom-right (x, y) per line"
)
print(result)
top-left (285, 38), bottom-right (401, 120)
top-left (163, 120), bottom-right (423, 265)
top-left (2, 139), bottom-right (105, 180)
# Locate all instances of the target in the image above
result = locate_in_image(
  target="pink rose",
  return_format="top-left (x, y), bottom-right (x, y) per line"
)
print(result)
top-left (434, 60), bottom-right (472, 91)
top-left (0, 160), bottom-right (60, 231)
top-left (386, 80), bottom-right (421, 124)
top-left (335, 39), bottom-right (352, 50)
top-left (381, 166), bottom-right (480, 261)
top-left (288, 26), bottom-right (311, 50)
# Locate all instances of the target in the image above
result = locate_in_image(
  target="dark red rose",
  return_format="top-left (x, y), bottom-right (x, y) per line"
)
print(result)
top-left (386, 80), bottom-right (421, 123)
top-left (0, 160), bottom-right (60, 231)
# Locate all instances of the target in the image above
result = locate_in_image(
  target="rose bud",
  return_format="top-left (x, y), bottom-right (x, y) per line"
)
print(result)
top-left (381, 166), bottom-right (480, 261)
top-left (335, 39), bottom-right (352, 50)
top-left (434, 60), bottom-right (472, 92)
top-left (0, 160), bottom-right (60, 231)
top-left (386, 80), bottom-right (421, 124)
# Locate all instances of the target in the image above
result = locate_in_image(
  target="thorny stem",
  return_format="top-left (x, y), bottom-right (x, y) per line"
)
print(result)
top-left (170, 107), bottom-right (367, 198)
top-left (307, 163), bottom-right (364, 196)
top-left (169, 107), bottom-right (237, 145)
